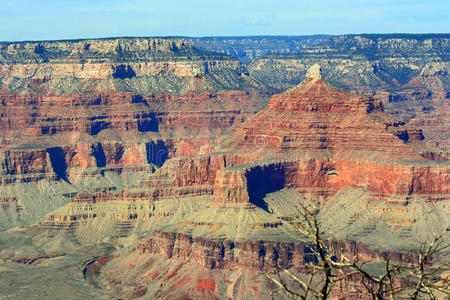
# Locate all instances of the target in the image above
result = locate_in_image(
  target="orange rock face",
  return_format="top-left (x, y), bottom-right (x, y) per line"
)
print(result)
top-left (235, 79), bottom-right (424, 161)
top-left (196, 66), bottom-right (448, 211)
top-left (0, 91), bottom-right (253, 138)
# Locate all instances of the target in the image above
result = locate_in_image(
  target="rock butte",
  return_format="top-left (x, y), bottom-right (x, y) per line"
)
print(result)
top-left (247, 35), bottom-right (450, 150)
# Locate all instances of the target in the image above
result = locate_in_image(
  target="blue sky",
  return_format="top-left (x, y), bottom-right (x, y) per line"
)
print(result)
top-left (0, 0), bottom-right (449, 41)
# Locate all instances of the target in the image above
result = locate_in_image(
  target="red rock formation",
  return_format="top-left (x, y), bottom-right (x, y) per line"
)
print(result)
top-left (126, 66), bottom-right (449, 295)
top-left (0, 91), bottom-right (253, 138)
top-left (195, 65), bottom-right (447, 213)
top-left (37, 65), bottom-right (448, 236)
top-left (136, 231), bottom-right (409, 273)
top-left (0, 147), bottom-right (52, 175)
top-left (231, 65), bottom-right (424, 161)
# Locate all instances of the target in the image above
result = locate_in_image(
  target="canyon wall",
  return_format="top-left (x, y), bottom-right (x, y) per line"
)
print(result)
top-left (0, 37), bottom-right (268, 231)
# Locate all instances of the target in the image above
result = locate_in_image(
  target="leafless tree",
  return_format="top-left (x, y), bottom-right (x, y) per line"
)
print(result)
top-left (266, 205), bottom-right (449, 299)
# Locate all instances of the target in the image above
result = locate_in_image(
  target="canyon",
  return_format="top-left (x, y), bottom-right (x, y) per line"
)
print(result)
top-left (0, 35), bottom-right (448, 299)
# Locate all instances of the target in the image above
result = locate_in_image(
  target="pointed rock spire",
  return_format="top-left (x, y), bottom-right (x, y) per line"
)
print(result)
top-left (269, 62), bottom-right (375, 112)
top-left (278, 63), bottom-right (325, 96)
top-left (305, 63), bottom-right (322, 81)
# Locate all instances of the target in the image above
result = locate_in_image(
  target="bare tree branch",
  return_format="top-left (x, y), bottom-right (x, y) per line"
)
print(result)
top-left (266, 204), bottom-right (450, 300)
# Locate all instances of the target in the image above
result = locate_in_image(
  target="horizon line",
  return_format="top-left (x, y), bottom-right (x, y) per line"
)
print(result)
top-left (1, 32), bottom-right (449, 44)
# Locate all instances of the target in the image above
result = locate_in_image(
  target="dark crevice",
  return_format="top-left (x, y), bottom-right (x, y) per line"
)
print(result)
top-left (41, 126), bottom-right (57, 135)
top-left (47, 147), bottom-right (68, 181)
top-left (394, 130), bottom-right (409, 142)
top-left (137, 112), bottom-right (158, 132)
top-left (146, 141), bottom-right (169, 167)
top-left (113, 146), bottom-right (125, 164)
top-left (112, 65), bottom-right (136, 79)
top-left (92, 143), bottom-right (106, 167)
top-left (90, 121), bottom-right (108, 135)
top-left (131, 94), bottom-right (144, 103)
top-left (246, 164), bottom-right (285, 212)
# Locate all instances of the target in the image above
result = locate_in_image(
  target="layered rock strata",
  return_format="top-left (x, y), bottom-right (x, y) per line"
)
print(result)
top-left (247, 34), bottom-right (450, 147)
top-left (138, 65), bottom-right (449, 249)
top-left (0, 37), bottom-right (272, 231)
top-left (109, 65), bottom-right (448, 299)
top-left (0, 37), bottom-right (448, 299)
